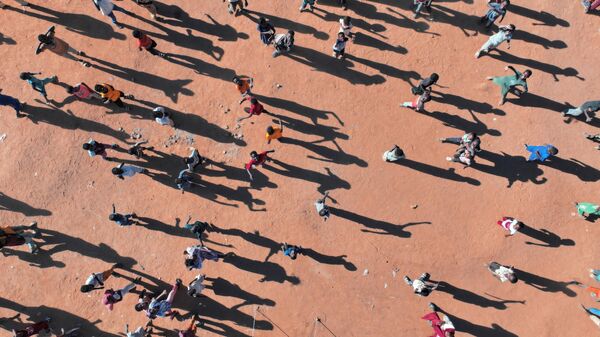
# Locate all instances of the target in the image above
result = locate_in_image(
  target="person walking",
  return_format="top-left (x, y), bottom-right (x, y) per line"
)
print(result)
top-left (257, 18), bottom-right (275, 45)
top-left (184, 245), bottom-right (221, 270)
top-left (299, 0), bottom-right (316, 12)
top-left (94, 83), bottom-right (133, 110)
top-left (412, 73), bottom-right (439, 95)
top-left (153, 106), bottom-right (175, 127)
top-left (233, 75), bottom-right (254, 103)
top-left (281, 242), bottom-right (303, 260)
top-left (93, 0), bottom-right (130, 29)
top-left (497, 216), bottom-right (522, 236)
top-left (402, 87), bottom-right (431, 112)
top-left (383, 145), bottom-right (405, 162)
top-left (245, 150), bottom-right (275, 180)
top-left (132, 30), bottom-right (166, 57)
top-left (238, 97), bottom-right (266, 122)
top-left (146, 279), bottom-right (183, 319)
top-left (0, 222), bottom-right (40, 254)
top-left (332, 32), bottom-right (349, 59)
top-left (183, 216), bottom-right (213, 244)
top-left (266, 119), bottom-right (283, 144)
top-left (424, 303), bottom-right (456, 337)
top-left (82, 139), bottom-right (118, 161)
top-left (475, 24), bottom-right (515, 58)
top-left (67, 82), bottom-right (101, 100)
top-left (575, 202), bottom-right (600, 219)
top-left (480, 0), bottom-right (509, 28)
top-left (20, 72), bottom-right (58, 103)
top-left (176, 169), bottom-right (197, 193)
top-left (403, 272), bottom-right (439, 296)
top-left (80, 263), bottom-right (123, 293)
top-left (35, 26), bottom-right (90, 67)
top-left (413, 0), bottom-right (433, 20)
top-left (103, 281), bottom-right (138, 311)
top-left (525, 144), bottom-right (557, 162)
top-left (487, 65), bottom-right (531, 105)
top-left (187, 275), bottom-right (206, 297)
top-left (0, 88), bottom-right (25, 118)
top-left (127, 141), bottom-right (153, 159)
top-left (315, 191), bottom-right (331, 221)
top-left (112, 163), bottom-right (148, 180)
top-left (130, 0), bottom-right (158, 20)
top-left (184, 147), bottom-right (205, 172)
top-left (563, 100), bottom-right (600, 123)
top-left (486, 262), bottom-right (518, 283)
top-left (272, 31), bottom-right (294, 57)
top-left (109, 204), bottom-right (138, 226)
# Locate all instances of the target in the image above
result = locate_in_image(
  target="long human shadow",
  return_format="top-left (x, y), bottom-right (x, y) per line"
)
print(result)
top-left (437, 281), bottom-right (525, 310)
top-left (263, 159), bottom-right (351, 193)
top-left (310, 6), bottom-right (387, 37)
top-left (6, 4), bottom-right (125, 40)
top-left (431, 91), bottom-right (506, 116)
top-left (393, 158), bottom-right (481, 186)
top-left (205, 277), bottom-right (276, 310)
top-left (284, 46), bottom-right (386, 85)
top-left (127, 98), bottom-right (246, 146)
top-left (242, 9), bottom-right (329, 40)
top-left (117, 267), bottom-right (272, 336)
top-left (540, 157), bottom-right (600, 182)
top-left (210, 226), bottom-right (280, 262)
top-left (472, 150), bottom-right (546, 188)
top-left (329, 207), bottom-right (430, 238)
top-left (487, 50), bottom-right (583, 82)
top-left (0, 192), bottom-right (51, 216)
top-left (0, 32), bottom-right (16, 45)
top-left (345, 54), bottom-right (420, 84)
top-left (301, 248), bottom-right (357, 271)
top-left (352, 32), bottom-right (407, 54)
top-left (203, 160), bottom-right (276, 190)
top-left (23, 102), bottom-right (129, 142)
top-left (518, 224), bottom-right (575, 248)
top-left (513, 268), bottom-right (579, 297)
top-left (267, 112), bottom-right (347, 145)
top-left (415, 109), bottom-right (502, 137)
top-left (430, 3), bottom-right (484, 37)
top-left (164, 52), bottom-right (236, 81)
top-left (155, 3), bottom-right (249, 41)
top-left (124, 11), bottom-right (224, 60)
top-left (510, 4), bottom-right (570, 27)
top-left (222, 254), bottom-right (301, 284)
top-left (513, 30), bottom-right (567, 50)
top-left (0, 298), bottom-right (122, 337)
top-left (338, 1), bottom-right (432, 34)
top-left (187, 178), bottom-right (267, 211)
top-left (280, 137), bottom-right (367, 167)
top-left (434, 305), bottom-right (519, 337)
top-left (253, 94), bottom-right (344, 126)
top-left (86, 55), bottom-right (193, 103)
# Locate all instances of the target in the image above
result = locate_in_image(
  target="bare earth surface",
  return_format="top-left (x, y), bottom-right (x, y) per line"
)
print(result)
top-left (0, 0), bottom-right (599, 336)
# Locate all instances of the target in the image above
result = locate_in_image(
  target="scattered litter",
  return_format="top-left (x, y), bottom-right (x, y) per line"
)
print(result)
top-left (0, 133), bottom-right (6, 142)
top-left (411, 204), bottom-right (418, 209)
top-left (131, 128), bottom-right (143, 140)
top-left (392, 268), bottom-right (399, 278)
top-left (363, 269), bottom-right (369, 276)
top-left (233, 133), bottom-right (244, 140)
top-left (224, 125), bottom-right (229, 130)
top-left (223, 150), bottom-right (227, 154)
top-left (384, 283), bottom-right (388, 289)
top-left (275, 83), bottom-right (282, 89)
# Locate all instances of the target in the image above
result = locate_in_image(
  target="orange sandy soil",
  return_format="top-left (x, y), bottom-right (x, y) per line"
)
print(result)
top-left (0, 0), bottom-right (599, 336)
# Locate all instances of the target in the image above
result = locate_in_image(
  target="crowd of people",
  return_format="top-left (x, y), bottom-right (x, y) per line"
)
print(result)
top-left (1, 0), bottom-right (600, 336)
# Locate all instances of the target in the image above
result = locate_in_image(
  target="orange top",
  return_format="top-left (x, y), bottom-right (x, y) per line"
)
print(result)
top-left (237, 79), bottom-right (251, 94)
top-left (99, 84), bottom-right (122, 102)
top-left (266, 128), bottom-right (283, 142)
top-left (588, 286), bottom-right (600, 298)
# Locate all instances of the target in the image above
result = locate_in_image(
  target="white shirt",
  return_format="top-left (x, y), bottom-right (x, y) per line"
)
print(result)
top-left (155, 116), bottom-right (174, 126)
top-left (339, 19), bottom-right (353, 35)
top-left (95, 0), bottom-right (114, 16)
top-left (494, 266), bottom-right (514, 282)
top-left (188, 274), bottom-right (205, 294)
top-left (127, 327), bottom-right (145, 337)
top-left (501, 218), bottom-right (519, 235)
top-left (85, 273), bottom-right (105, 286)
top-left (121, 165), bottom-right (141, 177)
top-left (412, 279), bottom-right (426, 292)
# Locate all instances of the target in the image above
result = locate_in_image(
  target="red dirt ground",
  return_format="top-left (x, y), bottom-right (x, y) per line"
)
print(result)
top-left (1, 0), bottom-right (599, 336)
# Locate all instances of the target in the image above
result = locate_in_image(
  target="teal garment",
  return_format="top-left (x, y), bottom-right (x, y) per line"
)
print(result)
top-left (492, 69), bottom-right (528, 97)
top-left (577, 202), bottom-right (600, 216)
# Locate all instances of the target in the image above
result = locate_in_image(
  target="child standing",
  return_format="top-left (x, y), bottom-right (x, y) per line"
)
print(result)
top-left (480, 0), bottom-right (509, 28)
top-left (153, 107), bottom-right (175, 127)
top-left (132, 30), bottom-right (166, 58)
top-left (67, 83), bottom-right (101, 100)
top-left (487, 66), bottom-right (531, 105)
top-left (272, 31), bottom-right (295, 57)
top-left (80, 264), bottom-right (122, 293)
top-left (82, 139), bottom-right (118, 160)
top-left (575, 202), bottom-right (600, 219)
top-left (20, 72), bottom-right (58, 103)
top-left (486, 262), bottom-right (518, 283)
top-left (266, 119), bottom-right (283, 144)
top-left (403, 272), bottom-right (439, 297)
top-left (245, 150), bottom-right (275, 180)
top-left (238, 97), bottom-right (267, 122)
top-left (382, 145), bottom-right (405, 162)
top-left (112, 163), bottom-right (148, 180)
top-left (315, 191), bottom-right (331, 221)
top-left (146, 279), bottom-right (182, 319)
top-left (94, 83), bottom-right (133, 110)
top-left (497, 216), bottom-right (522, 236)
top-left (109, 204), bottom-right (138, 226)
top-left (233, 76), bottom-right (254, 103)
top-left (332, 32), bottom-right (349, 59)
top-left (257, 18), bottom-right (276, 45)
top-left (339, 16), bottom-right (355, 40)
top-left (35, 26), bottom-right (90, 67)
top-left (475, 24), bottom-right (515, 58)
top-left (281, 242), bottom-right (303, 260)
top-left (402, 87), bottom-right (431, 112)
top-left (103, 281), bottom-right (137, 311)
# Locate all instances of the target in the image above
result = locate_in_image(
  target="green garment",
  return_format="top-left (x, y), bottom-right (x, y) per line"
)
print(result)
top-left (492, 69), bottom-right (528, 97)
top-left (577, 202), bottom-right (600, 216)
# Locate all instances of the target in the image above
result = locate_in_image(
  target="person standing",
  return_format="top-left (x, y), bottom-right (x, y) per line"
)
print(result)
top-left (475, 24), bottom-right (515, 58)
top-left (186, 275), bottom-right (205, 297)
top-left (127, 141), bottom-right (153, 159)
top-left (332, 32), bottom-right (349, 59)
top-left (20, 72), bottom-right (58, 103)
top-left (563, 100), bottom-right (600, 123)
top-left (93, 0), bottom-right (130, 29)
top-left (245, 150), bottom-right (275, 180)
top-left (132, 30), bottom-right (166, 58)
top-left (315, 191), bottom-right (331, 221)
top-left (112, 163), bottom-right (148, 180)
top-left (382, 145), bottom-right (405, 162)
top-left (183, 216), bottom-right (212, 244)
top-left (103, 281), bottom-right (138, 311)
top-left (480, 0), bottom-right (509, 28)
top-left (402, 87), bottom-right (431, 112)
top-left (403, 272), bottom-right (439, 296)
top-left (257, 18), bottom-right (275, 45)
top-left (497, 216), bottom-right (522, 236)
top-left (339, 16), bottom-right (355, 40)
top-left (486, 262), bottom-right (518, 283)
top-left (109, 204), bottom-right (138, 226)
top-left (130, 0), bottom-right (158, 20)
top-left (82, 139), bottom-right (118, 161)
top-left (299, 0), bottom-right (316, 12)
top-left (412, 73), bottom-right (439, 95)
top-left (238, 97), bottom-right (266, 122)
top-left (524, 144), bottom-right (557, 162)
top-left (487, 65), bottom-right (531, 105)
top-left (266, 119), bottom-right (283, 144)
top-left (35, 26), bottom-right (90, 67)
top-left (272, 31), bottom-right (295, 57)
top-left (153, 106), bottom-right (175, 127)
top-left (281, 242), bottom-right (303, 260)
top-left (80, 263), bottom-right (123, 293)
top-left (423, 303), bottom-right (456, 337)
top-left (67, 83), bottom-right (101, 100)
top-left (0, 88), bottom-right (25, 118)
top-left (0, 222), bottom-right (40, 254)
top-left (176, 169), bottom-right (196, 193)
top-left (233, 76), bottom-right (254, 103)
top-left (184, 147), bottom-right (205, 172)
top-left (94, 83), bottom-right (133, 110)
top-left (146, 279), bottom-right (183, 319)
top-left (184, 246), bottom-right (221, 270)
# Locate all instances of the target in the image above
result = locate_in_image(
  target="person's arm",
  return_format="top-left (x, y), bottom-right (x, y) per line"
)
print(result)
top-left (125, 324), bottom-right (129, 335)
top-left (499, 11), bottom-right (506, 23)
top-left (118, 163), bottom-right (124, 169)
top-left (505, 65), bottom-right (519, 76)
top-left (246, 168), bottom-right (254, 181)
top-left (584, 109), bottom-right (593, 122)
top-left (35, 43), bottom-right (46, 55)
top-left (278, 118), bottom-right (283, 131)
top-left (248, 77), bottom-right (254, 89)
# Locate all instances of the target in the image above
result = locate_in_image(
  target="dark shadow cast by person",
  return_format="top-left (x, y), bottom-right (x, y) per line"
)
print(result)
top-left (540, 157), bottom-right (600, 182)
top-left (518, 224), bottom-right (575, 248)
top-left (310, 6), bottom-right (387, 37)
top-left (86, 55), bottom-right (194, 103)
top-left (513, 30), bottom-right (567, 50)
top-left (352, 31), bottom-right (407, 54)
top-left (6, 4), bottom-right (126, 40)
top-left (284, 45), bottom-right (386, 85)
top-left (345, 53), bottom-right (419, 84)
top-left (301, 248), bottom-right (357, 271)
top-left (510, 4), bottom-right (570, 27)
top-left (263, 159), bottom-right (351, 193)
top-left (203, 160), bottom-right (277, 191)
top-left (430, 3), bottom-right (485, 37)
top-left (205, 276), bottom-right (276, 310)
top-left (135, 216), bottom-right (199, 239)
top-left (280, 137), bottom-right (368, 167)
top-left (415, 109), bottom-right (502, 137)
top-left (23, 102), bottom-right (129, 142)
top-left (242, 9), bottom-right (329, 40)
top-left (222, 254), bottom-right (301, 284)
top-left (156, 3), bottom-right (249, 41)
top-left (431, 91), bottom-right (506, 116)
top-left (507, 91), bottom-right (570, 114)
top-left (267, 113), bottom-right (347, 148)
top-left (187, 179), bottom-right (267, 211)
top-left (254, 94), bottom-right (344, 126)
top-left (487, 50), bottom-right (583, 82)
top-left (211, 227), bottom-right (280, 262)
top-left (342, 2), bottom-right (433, 34)
top-left (434, 305), bottom-right (519, 337)
top-left (514, 268), bottom-right (579, 297)
top-left (437, 281), bottom-right (525, 310)
top-left (472, 150), bottom-right (546, 188)
top-left (393, 158), bottom-right (481, 186)
top-left (164, 52), bottom-right (237, 82)
top-left (330, 207), bottom-right (430, 238)
top-left (0, 32), bottom-right (16, 45)
top-left (0, 192), bottom-right (52, 216)
top-left (0, 298), bottom-right (122, 337)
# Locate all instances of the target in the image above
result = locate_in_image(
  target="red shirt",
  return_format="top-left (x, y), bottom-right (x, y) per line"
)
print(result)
top-left (137, 33), bottom-right (153, 49)
top-left (249, 102), bottom-right (264, 116)
top-left (245, 152), bottom-right (268, 170)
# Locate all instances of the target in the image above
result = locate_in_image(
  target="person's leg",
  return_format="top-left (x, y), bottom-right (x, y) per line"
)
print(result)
top-left (442, 137), bottom-right (462, 144)
top-left (22, 233), bottom-right (38, 253)
top-left (591, 0), bottom-right (600, 10)
top-left (112, 4), bottom-right (129, 14)
top-left (403, 276), bottom-right (413, 285)
top-left (419, 273), bottom-right (430, 282)
top-left (166, 284), bottom-right (178, 304)
top-left (114, 98), bottom-right (125, 108)
top-left (107, 11), bottom-right (119, 24)
top-left (119, 282), bottom-right (136, 296)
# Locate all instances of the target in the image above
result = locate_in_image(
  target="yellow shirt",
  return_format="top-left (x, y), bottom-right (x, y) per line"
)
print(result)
top-left (266, 128), bottom-right (283, 142)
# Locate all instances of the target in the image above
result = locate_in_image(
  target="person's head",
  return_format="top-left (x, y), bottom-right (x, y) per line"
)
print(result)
top-left (319, 207), bottom-right (330, 217)
top-left (343, 16), bottom-right (351, 25)
top-left (134, 303), bottom-right (145, 311)
top-left (250, 97), bottom-right (258, 105)
top-left (445, 331), bottom-right (455, 337)
top-left (507, 24), bottom-right (516, 31)
top-left (508, 273), bottom-right (518, 284)
top-left (80, 284), bottom-right (95, 293)
top-left (95, 84), bottom-right (108, 93)
top-left (184, 257), bottom-right (195, 268)
top-left (127, 147), bottom-right (136, 155)
top-left (37, 34), bottom-right (51, 44)
top-left (259, 17), bottom-right (267, 26)
top-left (152, 110), bottom-right (163, 119)
top-left (288, 30), bottom-right (295, 37)
top-left (266, 126), bottom-right (274, 135)
top-left (232, 76), bottom-right (241, 85)
top-left (108, 214), bottom-right (116, 221)
top-left (82, 143), bottom-right (91, 150)
top-left (548, 146), bottom-right (558, 155)
top-left (337, 32), bottom-right (345, 40)
top-left (430, 73), bottom-right (439, 83)
top-left (132, 30), bottom-right (142, 39)
top-left (522, 69), bottom-right (532, 79)
top-left (250, 151), bottom-right (258, 160)
top-left (112, 167), bottom-right (123, 175)
top-left (66, 86), bottom-right (75, 94)
top-left (19, 72), bottom-right (31, 80)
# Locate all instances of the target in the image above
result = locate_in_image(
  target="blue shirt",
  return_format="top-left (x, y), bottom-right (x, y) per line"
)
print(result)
top-left (526, 145), bottom-right (555, 162)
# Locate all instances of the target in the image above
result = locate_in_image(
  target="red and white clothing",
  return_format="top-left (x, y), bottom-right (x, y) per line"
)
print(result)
top-left (497, 217), bottom-right (519, 235)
